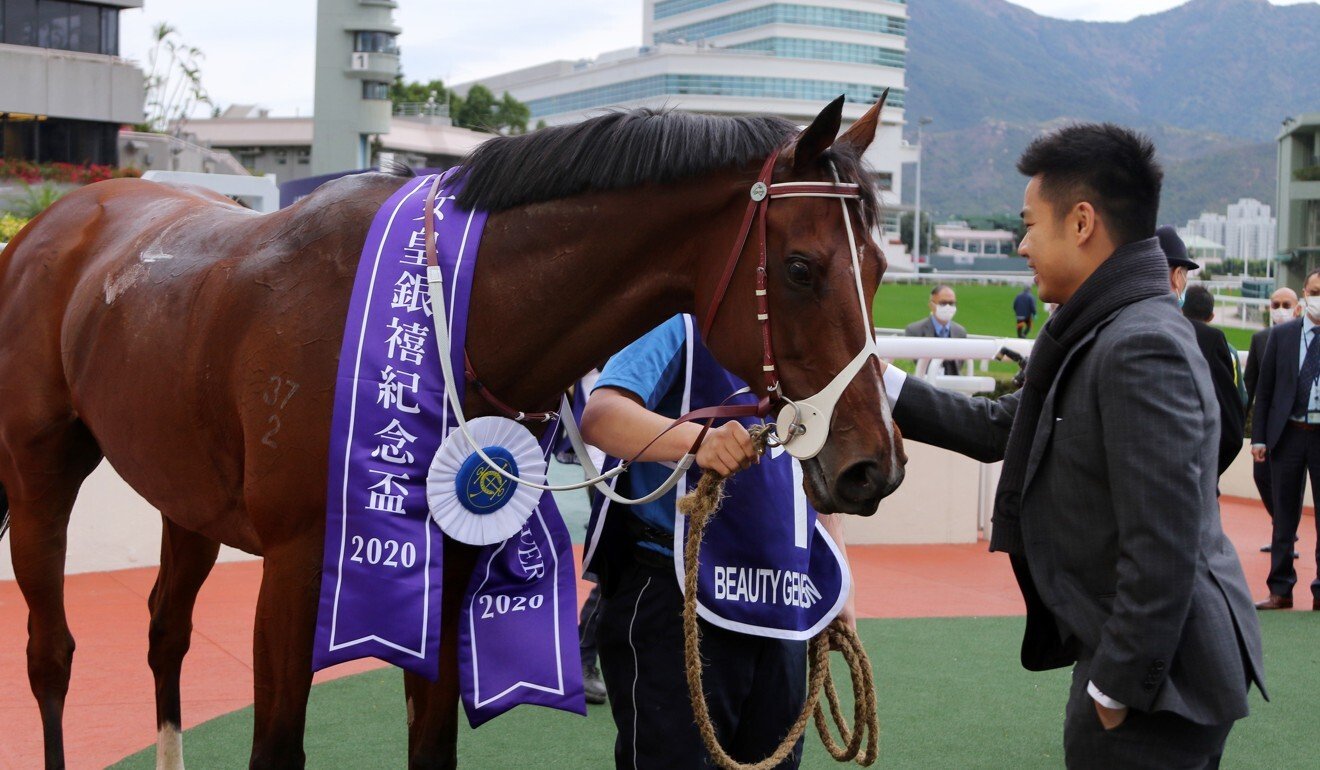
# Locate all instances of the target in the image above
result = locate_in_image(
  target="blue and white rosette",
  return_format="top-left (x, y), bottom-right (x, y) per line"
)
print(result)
top-left (427, 416), bottom-right (546, 546)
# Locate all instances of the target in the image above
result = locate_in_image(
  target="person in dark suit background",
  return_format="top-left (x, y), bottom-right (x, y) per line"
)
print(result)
top-left (1250, 268), bottom-right (1320, 610)
top-left (882, 123), bottom-right (1264, 767)
top-left (1014, 285), bottom-right (1038, 338)
top-left (1245, 287), bottom-right (1300, 553)
top-left (904, 284), bottom-right (967, 376)
top-left (1176, 282), bottom-right (1245, 475)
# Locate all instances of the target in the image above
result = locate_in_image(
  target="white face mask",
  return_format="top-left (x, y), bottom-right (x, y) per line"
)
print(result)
top-left (934, 304), bottom-right (957, 324)
top-left (1271, 307), bottom-right (1296, 326)
top-left (1306, 296), bottom-right (1320, 320)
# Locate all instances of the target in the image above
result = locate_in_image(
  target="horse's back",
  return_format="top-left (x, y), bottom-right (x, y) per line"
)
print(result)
top-left (0, 174), bottom-right (403, 548)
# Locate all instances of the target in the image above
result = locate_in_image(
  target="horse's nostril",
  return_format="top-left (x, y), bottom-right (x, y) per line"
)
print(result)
top-left (836, 460), bottom-right (883, 505)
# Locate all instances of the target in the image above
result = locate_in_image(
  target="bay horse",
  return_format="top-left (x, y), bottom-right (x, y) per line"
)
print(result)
top-left (0, 96), bottom-right (904, 768)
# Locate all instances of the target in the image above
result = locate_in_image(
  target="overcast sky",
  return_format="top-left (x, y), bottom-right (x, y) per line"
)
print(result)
top-left (119, 1), bottom-right (1317, 117)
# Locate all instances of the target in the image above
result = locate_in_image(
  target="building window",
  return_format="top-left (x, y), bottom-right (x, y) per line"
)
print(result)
top-left (100, 6), bottom-right (117, 55)
top-left (1, 0), bottom-right (117, 54)
top-left (525, 75), bottom-right (905, 117)
top-left (654, 0), bottom-right (734, 20)
top-left (656, 0), bottom-right (908, 22)
top-left (655, 4), bottom-right (907, 44)
top-left (354, 30), bottom-right (398, 54)
top-left (872, 172), bottom-right (893, 191)
top-left (363, 80), bottom-right (391, 101)
top-left (727, 38), bottom-right (905, 69)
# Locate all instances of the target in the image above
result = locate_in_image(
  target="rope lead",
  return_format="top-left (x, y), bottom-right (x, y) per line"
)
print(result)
top-left (677, 427), bottom-right (880, 769)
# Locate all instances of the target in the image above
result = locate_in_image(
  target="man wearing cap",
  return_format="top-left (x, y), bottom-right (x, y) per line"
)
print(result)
top-left (1245, 288), bottom-right (1302, 554)
top-left (1249, 267), bottom-right (1320, 610)
top-left (1159, 227), bottom-right (1244, 475)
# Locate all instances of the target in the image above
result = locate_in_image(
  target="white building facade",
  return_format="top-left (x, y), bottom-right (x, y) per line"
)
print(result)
top-left (1225, 197), bottom-right (1277, 264)
top-left (1183, 201), bottom-right (1277, 264)
top-left (1182, 212), bottom-right (1227, 249)
top-left (455, 0), bottom-right (914, 236)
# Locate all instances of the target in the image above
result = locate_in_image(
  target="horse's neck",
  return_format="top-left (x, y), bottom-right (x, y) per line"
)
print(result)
top-left (464, 173), bottom-right (745, 412)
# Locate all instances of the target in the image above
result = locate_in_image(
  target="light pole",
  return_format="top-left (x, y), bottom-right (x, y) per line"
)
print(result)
top-left (913, 116), bottom-right (933, 264)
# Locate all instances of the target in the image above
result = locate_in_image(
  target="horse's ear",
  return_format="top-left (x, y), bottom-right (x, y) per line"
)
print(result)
top-left (790, 95), bottom-right (846, 171)
top-left (835, 90), bottom-right (888, 157)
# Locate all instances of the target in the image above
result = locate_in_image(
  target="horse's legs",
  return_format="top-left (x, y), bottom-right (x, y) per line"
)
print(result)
top-left (404, 539), bottom-right (477, 770)
top-left (6, 428), bottom-right (100, 770)
top-left (147, 519), bottom-right (221, 770)
top-left (248, 526), bottom-right (322, 770)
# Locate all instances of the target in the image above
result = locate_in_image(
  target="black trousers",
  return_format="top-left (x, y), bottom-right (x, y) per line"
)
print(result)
top-left (1267, 423), bottom-right (1320, 599)
top-left (1064, 661), bottom-right (1232, 769)
top-left (579, 582), bottom-right (604, 668)
top-left (598, 559), bottom-right (806, 770)
top-left (1252, 455), bottom-right (1275, 518)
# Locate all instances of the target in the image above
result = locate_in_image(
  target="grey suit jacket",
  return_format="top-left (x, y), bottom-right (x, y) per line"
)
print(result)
top-left (893, 294), bottom-right (1265, 725)
top-left (904, 316), bottom-right (968, 376)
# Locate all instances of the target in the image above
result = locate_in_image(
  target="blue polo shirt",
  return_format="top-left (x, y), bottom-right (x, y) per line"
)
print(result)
top-left (592, 315), bottom-right (688, 554)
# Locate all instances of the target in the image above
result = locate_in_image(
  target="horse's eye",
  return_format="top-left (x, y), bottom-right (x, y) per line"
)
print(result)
top-left (786, 257), bottom-right (812, 287)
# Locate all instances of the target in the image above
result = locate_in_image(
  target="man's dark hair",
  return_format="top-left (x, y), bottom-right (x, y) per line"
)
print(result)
top-left (1017, 123), bottom-right (1163, 247)
top-left (1182, 285), bottom-right (1215, 323)
top-left (1306, 267), bottom-right (1320, 286)
top-left (930, 284), bottom-right (953, 297)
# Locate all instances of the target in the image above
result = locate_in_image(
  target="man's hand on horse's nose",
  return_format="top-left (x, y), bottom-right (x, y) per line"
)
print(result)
top-left (696, 422), bottom-right (759, 477)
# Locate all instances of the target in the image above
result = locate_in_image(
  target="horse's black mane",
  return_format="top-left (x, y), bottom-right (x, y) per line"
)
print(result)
top-left (452, 108), bottom-right (878, 223)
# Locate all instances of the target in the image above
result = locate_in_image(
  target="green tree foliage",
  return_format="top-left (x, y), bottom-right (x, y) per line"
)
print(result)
top-left (390, 77), bottom-right (533, 135)
top-left (450, 84), bottom-right (531, 135)
top-left (899, 211), bottom-right (937, 256)
top-left (390, 76), bottom-right (448, 110)
top-left (143, 23), bottom-right (214, 133)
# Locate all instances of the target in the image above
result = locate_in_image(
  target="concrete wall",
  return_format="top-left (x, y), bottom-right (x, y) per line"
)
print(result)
top-left (0, 44), bottom-right (143, 124)
top-left (0, 463), bottom-right (257, 581)
top-left (843, 442), bottom-right (989, 545)
top-left (1, 439), bottom-right (1269, 579)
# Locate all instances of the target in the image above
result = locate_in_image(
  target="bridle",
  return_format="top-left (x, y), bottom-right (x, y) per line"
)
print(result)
top-left (421, 145), bottom-right (880, 505)
top-left (697, 146), bottom-right (881, 461)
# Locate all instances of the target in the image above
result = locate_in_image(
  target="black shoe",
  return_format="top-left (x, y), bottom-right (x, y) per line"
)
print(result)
top-left (583, 664), bottom-right (607, 705)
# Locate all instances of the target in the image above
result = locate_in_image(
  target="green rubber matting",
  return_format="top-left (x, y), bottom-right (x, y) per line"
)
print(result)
top-left (112, 613), bottom-right (1312, 768)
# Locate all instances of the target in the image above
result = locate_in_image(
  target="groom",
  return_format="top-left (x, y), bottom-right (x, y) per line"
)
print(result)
top-left (880, 124), bottom-right (1264, 767)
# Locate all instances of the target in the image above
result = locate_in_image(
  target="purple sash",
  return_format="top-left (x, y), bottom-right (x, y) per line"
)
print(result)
top-left (314, 171), bottom-right (583, 724)
top-left (583, 315), bottom-right (849, 639)
top-left (460, 426), bottom-right (585, 726)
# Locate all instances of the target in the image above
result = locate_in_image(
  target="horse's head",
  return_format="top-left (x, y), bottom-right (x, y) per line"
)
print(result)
top-left (701, 96), bottom-right (906, 515)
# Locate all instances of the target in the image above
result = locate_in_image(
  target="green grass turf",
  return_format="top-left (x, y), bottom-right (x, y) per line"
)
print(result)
top-left (112, 613), bottom-right (1313, 769)
top-left (875, 283), bottom-right (1256, 356)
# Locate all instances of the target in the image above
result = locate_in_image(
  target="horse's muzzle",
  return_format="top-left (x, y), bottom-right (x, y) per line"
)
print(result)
top-left (831, 457), bottom-right (905, 516)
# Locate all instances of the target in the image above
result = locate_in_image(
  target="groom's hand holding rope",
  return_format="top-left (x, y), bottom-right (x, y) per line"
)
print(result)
top-left (695, 422), bottom-right (760, 477)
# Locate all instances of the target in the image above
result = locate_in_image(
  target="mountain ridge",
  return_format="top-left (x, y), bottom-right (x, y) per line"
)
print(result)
top-left (904, 0), bottom-right (1319, 222)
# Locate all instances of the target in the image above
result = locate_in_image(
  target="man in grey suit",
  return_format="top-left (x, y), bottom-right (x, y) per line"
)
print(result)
top-left (904, 284), bottom-right (967, 376)
top-left (880, 124), bottom-right (1264, 768)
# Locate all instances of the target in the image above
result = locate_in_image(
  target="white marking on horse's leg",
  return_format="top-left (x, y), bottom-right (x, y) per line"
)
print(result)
top-left (156, 722), bottom-right (184, 770)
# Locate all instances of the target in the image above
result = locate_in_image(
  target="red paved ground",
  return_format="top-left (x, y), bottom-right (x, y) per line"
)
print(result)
top-left (0, 498), bottom-right (1301, 768)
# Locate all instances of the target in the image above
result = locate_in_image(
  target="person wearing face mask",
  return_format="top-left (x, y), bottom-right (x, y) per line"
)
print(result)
top-left (1245, 288), bottom-right (1302, 555)
top-left (1251, 268), bottom-right (1320, 610)
top-left (905, 284), bottom-right (967, 376)
top-left (1159, 225), bottom-right (1197, 307)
